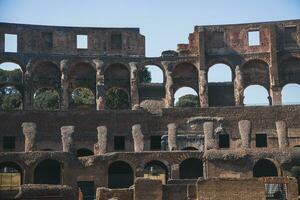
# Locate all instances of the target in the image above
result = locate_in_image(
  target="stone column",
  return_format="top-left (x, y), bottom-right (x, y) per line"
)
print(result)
top-left (276, 121), bottom-right (289, 148)
top-left (61, 126), bottom-right (75, 153)
top-left (203, 121), bottom-right (215, 150)
top-left (132, 124), bottom-right (144, 152)
top-left (130, 62), bottom-right (140, 110)
top-left (24, 60), bottom-right (33, 110)
top-left (199, 70), bottom-right (209, 108)
top-left (94, 126), bottom-right (107, 155)
top-left (171, 164), bottom-right (179, 179)
top-left (162, 62), bottom-right (174, 108)
top-left (94, 59), bottom-right (105, 110)
top-left (60, 59), bottom-right (69, 110)
top-left (270, 87), bottom-right (282, 106)
top-left (22, 122), bottom-right (37, 152)
top-left (234, 66), bottom-right (244, 106)
top-left (167, 123), bottom-right (177, 151)
top-left (238, 120), bottom-right (251, 148)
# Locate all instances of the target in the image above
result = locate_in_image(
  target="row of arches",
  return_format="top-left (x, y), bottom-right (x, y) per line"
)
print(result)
top-left (0, 158), bottom-right (280, 189)
top-left (0, 57), bottom-right (299, 110)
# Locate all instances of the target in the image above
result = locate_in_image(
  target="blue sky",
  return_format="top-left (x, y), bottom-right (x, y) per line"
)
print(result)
top-left (0, 0), bottom-right (299, 105)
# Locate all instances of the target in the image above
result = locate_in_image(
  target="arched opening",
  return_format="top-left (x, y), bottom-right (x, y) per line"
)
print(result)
top-left (108, 161), bottom-right (133, 188)
top-left (0, 62), bottom-right (23, 84)
top-left (173, 63), bottom-right (198, 90)
top-left (105, 87), bottom-right (130, 110)
top-left (144, 160), bottom-right (168, 184)
top-left (179, 158), bottom-right (203, 179)
top-left (174, 87), bottom-right (199, 107)
top-left (70, 87), bottom-right (95, 108)
top-left (139, 65), bottom-right (164, 83)
top-left (253, 159), bottom-right (278, 177)
top-left (0, 162), bottom-right (22, 190)
top-left (76, 148), bottom-right (94, 157)
top-left (104, 63), bottom-right (130, 88)
top-left (289, 165), bottom-right (300, 195)
top-left (208, 63), bottom-right (232, 82)
top-left (208, 63), bottom-right (234, 106)
top-left (181, 147), bottom-right (198, 150)
top-left (0, 86), bottom-right (22, 110)
top-left (241, 60), bottom-right (270, 88)
top-left (282, 83), bottom-right (300, 105)
top-left (33, 88), bottom-right (60, 110)
top-left (31, 61), bottom-right (60, 88)
top-left (243, 85), bottom-right (270, 106)
top-left (279, 57), bottom-right (300, 85)
top-left (34, 159), bottom-right (61, 184)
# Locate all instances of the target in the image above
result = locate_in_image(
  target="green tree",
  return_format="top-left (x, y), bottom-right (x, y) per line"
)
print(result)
top-left (0, 87), bottom-right (22, 110)
top-left (175, 94), bottom-right (199, 107)
top-left (139, 67), bottom-right (151, 83)
top-left (71, 87), bottom-right (95, 105)
top-left (33, 88), bottom-right (59, 110)
top-left (0, 68), bottom-right (22, 83)
top-left (105, 88), bottom-right (130, 109)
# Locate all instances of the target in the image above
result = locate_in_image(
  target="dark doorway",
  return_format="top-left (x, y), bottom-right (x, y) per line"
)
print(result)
top-left (34, 159), bottom-right (61, 184)
top-left (144, 160), bottom-right (168, 184)
top-left (108, 161), bottom-right (133, 188)
top-left (256, 134), bottom-right (267, 147)
top-left (253, 159), bottom-right (278, 177)
top-left (77, 148), bottom-right (94, 157)
top-left (219, 134), bottom-right (230, 148)
top-left (179, 158), bottom-right (203, 179)
top-left (78, 181), bottom-right (95, 200)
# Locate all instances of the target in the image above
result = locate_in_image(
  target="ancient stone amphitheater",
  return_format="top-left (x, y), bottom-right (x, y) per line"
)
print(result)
top-left (0, 19), bottom-right (300, 200)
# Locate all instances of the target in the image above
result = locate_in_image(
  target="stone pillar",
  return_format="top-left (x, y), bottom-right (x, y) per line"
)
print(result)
top-left (171, 164), bottom-right (179, 179)
top-left (199, 70), bottom-right (209, 108)
top-left (60, 59), bottom-right (69, 110)
top-left (24, 60), bottom-right (33, 110)
top-left (22, 122), bottom-right (37, 152)
top-left (167, 123), bottom-right (177, 151)
top-left (270, 87), bottom-right (282, 106)
top-left (94, 59), bottom-right (105, 110)
top-left (130, 62), bottom-right (140, 110)
top-left (132, 124), bottom-right (144, 152)
top-left (203, 121), bottom-right (215, 150)
top-left (234, 65), bottom-right (244, 106)
top-left (238, 120), bottom-right (251, 148)
top-left (61, 126), bottom-right (75, 153)
top-left (94, 126), bottom-right (107, 155)
top-left (162, 62), bottom-right (174, 108)
top-left (276, 121), bottom-right (289, 148)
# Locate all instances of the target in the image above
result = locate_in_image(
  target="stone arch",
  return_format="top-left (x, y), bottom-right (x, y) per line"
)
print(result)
top-left (0, 161), bottom-right (23, 188)
top-left (105, 87), bottom-right (130, 110)
top-left (76, 148), bottom-right (94, 157)
top-left (281, 83), bottom-right (300, 105)
top-left (144, 160), bottom-right (169, 184)
top-left (279, 57), bottom-right (300, 86)
top-left (208, 63), bottom-right (233, 82)
top-left (174, 87), bottom-right (199, 107)
top-left (172, 62), bottom-right (198, 91)
top-left (253, 159), bottom-right (278, 177)
top-left (33, 87), bottom-right (60, 110)
top-left (179, 158), bottom-right (203, 179)
top-left (104, 63), bottom-right (130, 89)
top-left (0, 62), bottom-right (23, 84)
top-left (240, 59), bottom-right (270, 89)
top-left (70, 87), bottom-right (95, 109)
top-left (139, 64), bottom-right (164, 83)
top-left (108, 160), bottom-right (134, 188)
top-left (34, 159), bottom-right (62, 184)
top-left (243, 84), bottom-right (270, 106)
top-left (0, 86), bottom-right (23, 110)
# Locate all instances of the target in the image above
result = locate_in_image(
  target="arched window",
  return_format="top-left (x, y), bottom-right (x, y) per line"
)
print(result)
top-left (104, 63), bottom-right (130, 88)
top-left (253, 159), bottom-right (278, 177)
top-left (0, 86), bottom-right (23, 110)
top-left (174, 87), bottom-right (199, 107)
top-left (208, 63), bottom-right (232, 82)
top-left (144, 160), bottom-right (168, 184)
top-left (71, 87), bottom-right (95, 108)
top-left (31, 61), bottom-right (60, 88)
top-left (243, 85), bottom-right (270, 106)
top-left (140, 65), bottom-right (164, 83)
top-left (0, 62), bottom-right (22, 84)
top-left (0, 162), bottom-right (22, 189)
top-left (33, 88), bottom-right (60, 110)
top-left (179, 158), bottom-right (203, 179)
top-left (105, 87), bottom-right (130, 110)
top-left (34, 159), bottom-right (61, 184)
top-left (282, 83), bottom-right (300, 105)
top-left (76, 148), bottom-right (94, 157)
top-left (108, 161), bottom-right (133, 188)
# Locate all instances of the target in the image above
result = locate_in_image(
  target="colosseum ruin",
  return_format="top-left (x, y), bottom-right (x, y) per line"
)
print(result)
top-left (0, 19), bottom-right (300, 199)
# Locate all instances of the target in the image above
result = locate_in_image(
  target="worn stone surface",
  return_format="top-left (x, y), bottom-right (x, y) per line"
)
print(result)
top-left (167, 123), bottom-right (177, 151)
top-left (276, 120), bottom-right (289, 148)
top-left (234, 66), bottom-right (244, 106)
top-left (132, 124), bottom-right (144, 152)
top-left (238, 120), bottom-right (251, 148)
top-left (22, 122), bottom-right (37, 152)
top-left (203, 121), bottom-right (216, 150)
top-left (94, 126), bottom-right (107, 155)
top-left (61, 126), bottom-right (75, 153)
